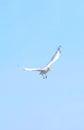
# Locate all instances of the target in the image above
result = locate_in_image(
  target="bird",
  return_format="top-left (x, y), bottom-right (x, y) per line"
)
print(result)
top-left (22, 45), bottom-right (62, 79)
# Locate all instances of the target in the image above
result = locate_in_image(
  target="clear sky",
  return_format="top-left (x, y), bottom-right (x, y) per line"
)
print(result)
top-left (0, 0), bottom-right (84, 129)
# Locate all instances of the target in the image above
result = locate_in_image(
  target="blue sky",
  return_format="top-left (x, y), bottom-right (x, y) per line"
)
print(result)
top-left (0, 0), bottom-right (84, 129)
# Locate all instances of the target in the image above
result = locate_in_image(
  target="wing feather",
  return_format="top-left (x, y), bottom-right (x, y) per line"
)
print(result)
top-left (44, 45), bottom-right (62, 69)
top-left (23, 68), bottom-right (42, 71)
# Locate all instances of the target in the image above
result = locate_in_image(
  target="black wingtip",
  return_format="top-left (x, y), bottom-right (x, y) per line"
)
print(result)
top-left (57, 45), bottom-right (62, 53)
top-left (58, 45), bottom-right (62, 50)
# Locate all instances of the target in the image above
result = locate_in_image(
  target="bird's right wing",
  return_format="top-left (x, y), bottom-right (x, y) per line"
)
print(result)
top-left (23, 68), bottom-right (42, 72)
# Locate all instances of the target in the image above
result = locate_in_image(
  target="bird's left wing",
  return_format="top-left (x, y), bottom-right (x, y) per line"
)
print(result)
top-left (43, 45), bottom-right (62, 69)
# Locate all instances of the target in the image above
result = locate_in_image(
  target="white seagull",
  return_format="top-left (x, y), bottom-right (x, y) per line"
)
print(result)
top-left (23, 46), bottom-right (62, 79)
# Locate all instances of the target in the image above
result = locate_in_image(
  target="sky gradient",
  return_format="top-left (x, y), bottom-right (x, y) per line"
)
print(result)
top-left (0, 0), bottom-right (84, 129)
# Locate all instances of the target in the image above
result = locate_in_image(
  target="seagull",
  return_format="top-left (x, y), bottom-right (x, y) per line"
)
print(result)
top-left (23, 46), bottom-right (62, 79)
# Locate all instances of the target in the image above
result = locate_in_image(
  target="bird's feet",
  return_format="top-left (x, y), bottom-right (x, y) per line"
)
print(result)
top-left (43, 75), bottom-right (47, 79)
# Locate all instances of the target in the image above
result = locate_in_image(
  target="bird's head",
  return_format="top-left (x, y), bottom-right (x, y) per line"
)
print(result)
top-left (47, 67), bottom-right (51, 71)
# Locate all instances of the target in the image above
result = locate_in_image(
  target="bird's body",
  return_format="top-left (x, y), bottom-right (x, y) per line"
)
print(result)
top-left (39, 67), bottom-right (51, 79)
top-left (23, 46), bottom-right (62, 79)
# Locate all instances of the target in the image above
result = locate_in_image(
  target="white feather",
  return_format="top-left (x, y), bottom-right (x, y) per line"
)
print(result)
top-left (43, 45), bottom-right (62, 69)
top-left (23, 68), bottom-right (42, 71)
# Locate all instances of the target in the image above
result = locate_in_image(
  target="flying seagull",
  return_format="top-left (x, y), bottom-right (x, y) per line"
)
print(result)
top-left (23, 46), bottom-right (62, 79)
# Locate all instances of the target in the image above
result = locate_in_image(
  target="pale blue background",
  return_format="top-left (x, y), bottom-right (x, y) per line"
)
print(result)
top-left (0, 0), bottom-right (84, 129)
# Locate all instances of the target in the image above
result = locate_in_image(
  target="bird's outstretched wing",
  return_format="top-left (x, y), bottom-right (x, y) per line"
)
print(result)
top-left (43, 45), bottom-right (62, 69)
top-left (23, 68), bottom-right (42, 71)
top-left (19, 45), bottom-right (62, 73)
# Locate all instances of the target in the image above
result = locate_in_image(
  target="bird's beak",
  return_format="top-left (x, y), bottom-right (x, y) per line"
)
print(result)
top-left (48, 67), bottom-right (51, 71)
